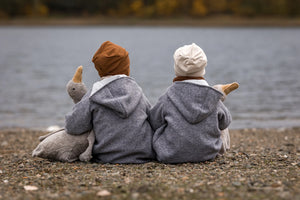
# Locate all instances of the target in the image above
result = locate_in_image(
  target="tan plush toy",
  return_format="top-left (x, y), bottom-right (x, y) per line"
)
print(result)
top-left (32, 66), bottom-right (95, 162)
top-left (213, 82), bottom-right (239, 155)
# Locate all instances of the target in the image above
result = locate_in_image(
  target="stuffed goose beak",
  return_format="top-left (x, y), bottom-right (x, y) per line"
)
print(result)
top-left (72, 65), bottom-right (83, 83)
top-left (222, 82), bottom-right (239, 95)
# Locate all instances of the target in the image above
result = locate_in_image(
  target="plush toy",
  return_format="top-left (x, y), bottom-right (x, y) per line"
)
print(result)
top-left (213, 82), bottom-right (239, 155)
top-left (32, 66), bottom-right (95, 162)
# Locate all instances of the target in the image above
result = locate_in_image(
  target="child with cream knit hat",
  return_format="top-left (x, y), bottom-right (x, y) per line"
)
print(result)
top-left (149, 43), bottom-right (232, 163)
top-left (65, 41), bottom-right (155, 164)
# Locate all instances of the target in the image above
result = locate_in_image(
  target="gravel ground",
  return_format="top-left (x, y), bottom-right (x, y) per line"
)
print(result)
top-left (0, 127), bottom-right (299, 200)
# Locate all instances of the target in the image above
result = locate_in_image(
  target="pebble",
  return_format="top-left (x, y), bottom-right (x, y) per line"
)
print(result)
top-left (24, 185), bottom-right (38, 191)
top-left (1, 127), bottom-right (300, 199)
top-left (232, 181), bottom-right (241, 187)
top-left (97, 190), bottom-right (111, 197)
top-left (1, 141), bottom-right (8, 146)
top-left (131, 192), bottom-right (139, 199)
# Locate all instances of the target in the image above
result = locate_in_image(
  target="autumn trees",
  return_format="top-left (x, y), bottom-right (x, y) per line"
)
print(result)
top-left (0, 0), bottom-right (299, 18)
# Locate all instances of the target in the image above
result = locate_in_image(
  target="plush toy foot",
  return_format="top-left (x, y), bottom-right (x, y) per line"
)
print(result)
top-left (79, 152), bottom-right (93, 162)
top-left (79, 130), bottom-right (95, 162)
top-left (222, 82), bottom-right (239, 95)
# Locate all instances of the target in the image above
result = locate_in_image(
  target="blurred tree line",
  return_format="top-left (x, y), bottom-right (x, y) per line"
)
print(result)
top-left (1, 0), bottom-right (300, 18)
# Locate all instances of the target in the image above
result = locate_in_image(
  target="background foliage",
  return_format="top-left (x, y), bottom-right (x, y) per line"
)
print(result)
top-left (0, 0), bottom-right (300, 18)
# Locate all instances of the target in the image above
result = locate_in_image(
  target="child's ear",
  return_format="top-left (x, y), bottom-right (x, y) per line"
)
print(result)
top-left (222, 82), bottom-right (239, 95)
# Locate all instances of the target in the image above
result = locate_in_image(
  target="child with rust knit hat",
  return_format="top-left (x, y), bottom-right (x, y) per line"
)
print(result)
top-left (65, 41), bottom-right (155, 163)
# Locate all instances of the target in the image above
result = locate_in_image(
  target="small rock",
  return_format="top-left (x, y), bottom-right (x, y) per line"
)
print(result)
top-left (245, 164), bottom-right (252, 169)
top-left (279, 191), bottom-right (291, 199)
top-left (189, 188), bottom-right (194, 193)
top-left (217, 192), bottom-right (224, 197)
top-left (131, 192), bottom-right (139, 199)
top-left (218, 160), bottom-right (226, 165)
top-left (1, 141), bottom-right (8, 146)
top-left (97, 190), bottom-right (111, 197)
top-left (64, 190), bottom-right (71, 196)
top-left (284, 143), bottom-right (294, 147)
top-left (271, 181), bottom-right (282, 188)
top-left (124, 177), bottom-right (131, 184)
top-left (24, 185), bottom-right (38, 191)
top-left (3, 180), bottom-right (8, 184)
top-left (239, 178), bottom-right (246, 182)
top-left (291, 163), bottom-right (298, 166)
top-left (232, 181), bottom-right (241, 187)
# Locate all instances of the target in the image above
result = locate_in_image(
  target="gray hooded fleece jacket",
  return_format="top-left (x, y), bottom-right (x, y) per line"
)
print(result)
top-left (149, 81), bottom-right (232, 163)
top-left (65, 75), bottom-right (155, 163)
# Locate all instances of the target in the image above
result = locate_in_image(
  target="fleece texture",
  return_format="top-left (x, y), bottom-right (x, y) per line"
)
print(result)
top-left (65, 75), bottom-right (155, 164)
top-left (149, 81), bottom-right (232, 163)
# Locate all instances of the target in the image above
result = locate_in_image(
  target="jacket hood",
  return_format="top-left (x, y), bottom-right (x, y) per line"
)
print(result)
top-left (167, 82), bottom-right (223, 124)
top-left (90, 76), bottom-right (142, 118)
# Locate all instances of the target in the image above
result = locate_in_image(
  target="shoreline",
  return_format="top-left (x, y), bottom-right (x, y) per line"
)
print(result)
top-left (0, 126), bottom-right (299, 199)
top-left (1, 16), bottom-right (300, 27)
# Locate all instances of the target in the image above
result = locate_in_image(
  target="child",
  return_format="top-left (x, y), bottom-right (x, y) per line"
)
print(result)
top-left (149, 43), bottom-right (232, 163)
top-left (65, 41), bottom-right (155, 164)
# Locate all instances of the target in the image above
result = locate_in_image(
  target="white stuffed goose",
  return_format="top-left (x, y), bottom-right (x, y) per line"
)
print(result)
top-left (32, 66), bottom-right (95, 162)
top-left (213, 82), bottom-right (239, 155)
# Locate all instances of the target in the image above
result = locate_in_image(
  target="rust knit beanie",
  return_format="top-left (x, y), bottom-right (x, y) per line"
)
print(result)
top-left (92, 41), bottom-right (130, 77)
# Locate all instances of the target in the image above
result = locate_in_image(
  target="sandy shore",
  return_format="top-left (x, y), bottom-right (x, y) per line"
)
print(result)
top-left (0, 127), bottom-right (299, 200)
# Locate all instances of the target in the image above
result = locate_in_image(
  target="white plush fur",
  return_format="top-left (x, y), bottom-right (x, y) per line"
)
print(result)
top-left (213, 83), bottom-right (236, 155)
top-left (32, 67), bottom-right (95, 162)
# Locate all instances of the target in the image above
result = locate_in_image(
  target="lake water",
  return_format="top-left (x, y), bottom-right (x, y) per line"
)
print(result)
top-left (0, 26), bottom-right (299, 130)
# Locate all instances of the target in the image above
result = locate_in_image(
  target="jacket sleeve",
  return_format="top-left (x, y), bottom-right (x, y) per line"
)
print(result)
top-left (65, 93), bottom-right (93, 135)
top-left (148, 98), bottom-right (166, 131)
top-left (217, 101), bottom-right (232, 131)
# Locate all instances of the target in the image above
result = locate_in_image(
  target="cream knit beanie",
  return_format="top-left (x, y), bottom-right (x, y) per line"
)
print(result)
top-left (173, 43), bottom-right (207, 77)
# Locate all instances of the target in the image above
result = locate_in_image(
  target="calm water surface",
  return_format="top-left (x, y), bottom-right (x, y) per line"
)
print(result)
top-left (0, 26), bottom-right (299, 129)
